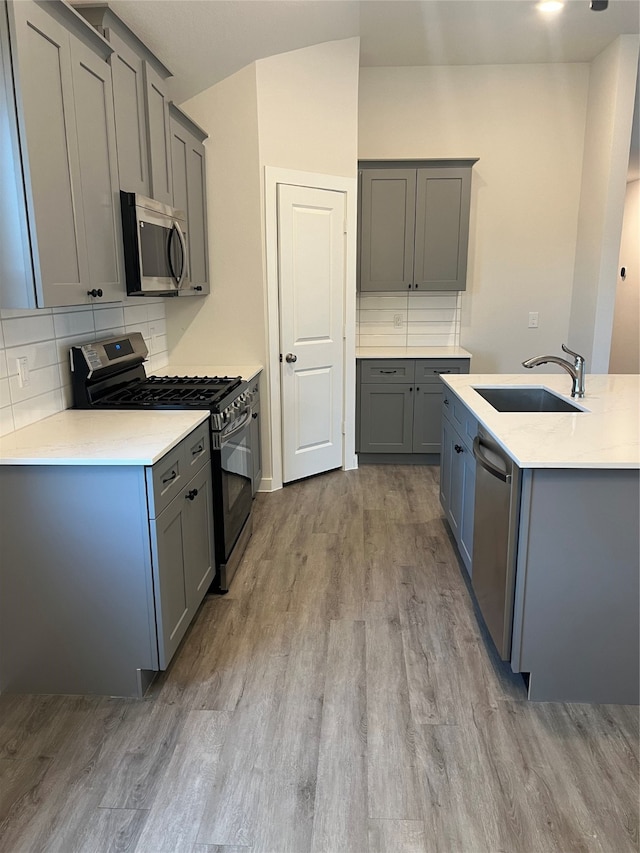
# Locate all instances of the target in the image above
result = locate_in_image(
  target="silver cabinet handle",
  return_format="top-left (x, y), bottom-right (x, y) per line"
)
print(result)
top-left (285, 353), bottom-right (297, 363)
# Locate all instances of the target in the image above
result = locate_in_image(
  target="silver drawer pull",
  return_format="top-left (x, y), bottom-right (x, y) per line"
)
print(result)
top-left (162, 470), bottom-right (177, 485)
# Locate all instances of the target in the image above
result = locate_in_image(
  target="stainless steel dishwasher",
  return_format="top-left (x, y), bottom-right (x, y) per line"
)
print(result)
top-left (471, 427), bottom-right (521, 660)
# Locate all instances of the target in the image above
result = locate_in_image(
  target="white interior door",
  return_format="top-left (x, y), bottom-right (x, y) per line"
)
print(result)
top-left (278, 183), bottom-right (345, 483)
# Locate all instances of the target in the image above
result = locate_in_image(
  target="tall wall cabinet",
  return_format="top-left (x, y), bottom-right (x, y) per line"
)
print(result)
top-left (0, 0), bottom-right (123, 308)
top-left (358, 159), bottom-right (477, 292)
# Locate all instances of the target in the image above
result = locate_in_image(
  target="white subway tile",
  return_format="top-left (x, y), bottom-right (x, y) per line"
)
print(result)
top-left (9, 364), bottom-right (61, 404)
top-left (152, 334), bottom-right (168, 356)
top-left (126, 321), bottom-right (150, 342)
top-left (93, 306), bottom-right (125, 333)
top-left (60, 374), bottom-right (74, 410)
top-left (148, 352), bottom-right (170, 372)
top-left (0, 307), bottom-right (52, 320)
top-left (0, 377), bottom-right (10, 407)
top-left (52, 304), bottom-right (93, 313)
top-left (359, 334), bottom-right (411, 348)
top-left (12, 388), bottom-right (64, 431)
top-left (0, 351), bottom-right (7, 381)
top-left (408, 309), bottom-right (457, 323)
top-left (4, 341), bottom-right (59, 374)
top-left (123, 304), bottom-right (149, 326)
top-left (408, 294), bottom-right (458, 310)
top-left (2, 313), bottom-right (55, 348)
top-left (147, 301), bottom-right (166, 321)
top-left (0, 404), bottom-right (15, 437)
top-left (0, 321), bottom-right (4, 349)
top-left (358, 322), bottom-right (406, 337)
top-left (359, 309), bottom-right (407, 324)
top-left (358, 294), bottom-right (408, 311)
top-left (53, 310), bottom-right (95, 339)
top-left (407, 320), bottom-right (458, 335)
top-left (407, 333), bottom-right (457, 347)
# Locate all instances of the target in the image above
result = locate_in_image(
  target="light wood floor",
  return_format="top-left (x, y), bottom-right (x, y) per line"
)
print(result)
top-left (0, 465), bottom-right (638, 853)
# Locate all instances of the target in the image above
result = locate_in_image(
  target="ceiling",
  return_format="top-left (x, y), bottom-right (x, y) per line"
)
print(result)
top-left (72, 0), bottom-right (639, 176)
top-left (73, 0), bottom-right (640, 104)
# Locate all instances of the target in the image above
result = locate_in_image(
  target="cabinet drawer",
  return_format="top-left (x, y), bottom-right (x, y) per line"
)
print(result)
top-left (147, 422), bottom-right (211, 518)
top-left (415, 359), bottom-right (470, 383)
top-left (184, 422), bottom-right (210, 476)
top-left (361, 360), bottom-right (415, 383)
top-left (450, 394), bottom-right (478, 448)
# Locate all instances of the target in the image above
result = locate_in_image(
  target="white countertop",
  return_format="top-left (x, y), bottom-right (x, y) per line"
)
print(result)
top-left (152, 363), bottom-right (263, 382)
top-left (442, 373), bottom-right (640, 469)
top-left (0, 410), bottom-right (210, 466)
top-left (357, 346), bottom-right (472, 359)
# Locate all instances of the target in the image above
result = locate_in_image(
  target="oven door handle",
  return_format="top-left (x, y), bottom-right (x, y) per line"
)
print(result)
top-left (220, 408), bottom-right (252, 442)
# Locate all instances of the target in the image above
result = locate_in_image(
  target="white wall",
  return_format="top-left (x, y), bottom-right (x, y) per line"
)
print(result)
top-left (568, 36), bottom-right (639, 373)
top-left (0, 300), bottom-right (169, 436)
top-left (609, 180), bottom-right (640, 373)
top-left (359, 63), bottom-right (590, 372)
top-left (165, 39), bottom-right (360, 486)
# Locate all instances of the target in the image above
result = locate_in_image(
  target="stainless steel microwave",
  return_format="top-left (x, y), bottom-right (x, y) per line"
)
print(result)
top-left (120, 192), bottom-right (189, 296)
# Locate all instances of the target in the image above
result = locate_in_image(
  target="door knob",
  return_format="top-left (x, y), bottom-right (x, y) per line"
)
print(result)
top-left (285, 353), bottom-right (297, 363)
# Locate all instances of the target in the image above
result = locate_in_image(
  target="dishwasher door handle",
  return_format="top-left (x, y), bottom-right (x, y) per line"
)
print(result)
top-left (473, 436), bottom-right (512, 484)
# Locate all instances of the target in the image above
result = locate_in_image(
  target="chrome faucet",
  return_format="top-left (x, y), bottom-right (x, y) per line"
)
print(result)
top-left (522, 343), bottom-right (586, 398)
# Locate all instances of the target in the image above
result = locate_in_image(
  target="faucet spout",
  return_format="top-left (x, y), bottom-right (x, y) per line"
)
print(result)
top-left (522, 344), bottom-right (586, 398)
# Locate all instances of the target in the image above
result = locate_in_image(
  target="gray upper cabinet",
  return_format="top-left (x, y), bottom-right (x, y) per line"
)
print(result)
top-left (358, 159), bottom-right (477, 293)
top-left (1, 0), bottom-right (122, 308)
top-left (78, 5), bottom-right (174, 204)
top-left (359, 169), bottom-right (415, 292)
top-left (169, 104), bottom-right (210, 294)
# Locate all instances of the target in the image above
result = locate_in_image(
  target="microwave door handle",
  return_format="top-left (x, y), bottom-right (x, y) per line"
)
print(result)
top-left (171, 221), bottom-right (187, 288)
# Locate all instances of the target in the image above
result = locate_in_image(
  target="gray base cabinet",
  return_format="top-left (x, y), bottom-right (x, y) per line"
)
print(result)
top-left (1, 0), bottom-right (123, 308)
top-left (0, 422), bottom-right (214, 698)
top-left (358, 159), bottom-right (477, 292)
top-left (439, 392), bottom-right (477, 574)
top-left (357, 358), bottom-right (470, 460)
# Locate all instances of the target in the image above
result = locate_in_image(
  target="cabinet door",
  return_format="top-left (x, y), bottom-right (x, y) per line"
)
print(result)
top-left (412, 383), bottom-right (443, 453)
top-left (70, 37), bottom-right (122, 302)
top-left (150, 493), bottom-right (190, 669)
top-left (182, 463), bottom-right (215, 612)
top-left (439, 411), bottom-right (453, 515)
top-left (9, 0), bottom-right (89, 305)
top-left (414, 166), bottom-right (472, 291)
top-left (359, 169), bottom-right (415, 291)
top-left (144, 61), bottom-right (173, 205)
top-left (108, 30), bottom-right (149, 195)
top-left (250, 402), bottom-right (262, 496)
top-left (359, 383), bottom-right (414, 453)
top-left (170, 114), bottom-right (210, 294)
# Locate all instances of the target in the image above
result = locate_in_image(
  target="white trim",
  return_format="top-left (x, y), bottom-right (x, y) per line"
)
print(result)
top-left (264, 166), bottom-right (358, 490)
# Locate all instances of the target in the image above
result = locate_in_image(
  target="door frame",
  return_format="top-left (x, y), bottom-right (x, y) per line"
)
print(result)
top-left (264, 166), bottom-right (358, 492)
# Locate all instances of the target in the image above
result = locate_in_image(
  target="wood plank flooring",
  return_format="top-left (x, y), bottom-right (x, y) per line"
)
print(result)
top-left (0, 465), bottom-right (638, 852)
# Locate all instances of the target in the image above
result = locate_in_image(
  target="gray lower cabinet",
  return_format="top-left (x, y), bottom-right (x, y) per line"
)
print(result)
top-left (358, 159), bottom-right (477, 292)
top-left (169, 104), bottom-right (210, 295)
top-left (439, 392), bottom-right (477, 575)
top-left (78, 4), bottom-right (174, 205)
top-left (0, 422), bottom-right (214, 698)
top-left (249, 378), bottom-right (262, 495)
top-left (357, 358), bottom-right (470, 460)
top-left (1, 0), bottom-right (123, 308)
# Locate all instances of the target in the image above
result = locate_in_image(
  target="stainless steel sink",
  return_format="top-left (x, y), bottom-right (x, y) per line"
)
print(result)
top-left (473, 387), bottom-right (585, 413)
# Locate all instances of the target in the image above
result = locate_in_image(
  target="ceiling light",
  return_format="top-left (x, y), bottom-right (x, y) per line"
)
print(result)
top-left (537, 0), bottom-right (565, 12)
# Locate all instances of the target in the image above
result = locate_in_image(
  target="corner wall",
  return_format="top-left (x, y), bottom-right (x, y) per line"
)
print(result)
top-left (609, 179), bottom-right (640, 373)
top-left (568, 36), bottom-right (639, 373)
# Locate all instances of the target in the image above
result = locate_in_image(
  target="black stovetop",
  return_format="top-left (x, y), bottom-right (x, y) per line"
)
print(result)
top-left (96, 374), bottom-right (243, 409)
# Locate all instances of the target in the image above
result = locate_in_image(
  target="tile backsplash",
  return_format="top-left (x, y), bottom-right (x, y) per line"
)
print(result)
top-left (0, 300), bottom-right (169, 436)
top-left (356, 291), bottom-right (462, 348)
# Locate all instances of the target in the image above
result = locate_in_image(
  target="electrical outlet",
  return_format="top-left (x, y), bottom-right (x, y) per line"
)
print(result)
top-left (393, 313), bottom-right (403, 329)
top-left (17, 356), bottom-right (30, 388)
top-left (149, 325), bottom-right (157, 354)
top-left (528, 312), bottom-right (539, 329)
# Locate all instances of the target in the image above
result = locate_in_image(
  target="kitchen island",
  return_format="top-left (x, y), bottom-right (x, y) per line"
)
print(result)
top-left (440, 373), bottom-right (639, 705)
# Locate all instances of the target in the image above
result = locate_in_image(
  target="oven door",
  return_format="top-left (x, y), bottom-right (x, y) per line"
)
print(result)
top-left (217, 408), bottom-right (254, 562)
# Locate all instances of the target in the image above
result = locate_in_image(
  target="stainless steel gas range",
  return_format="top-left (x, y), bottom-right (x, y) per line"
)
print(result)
top-left (71, 332), bottom-right (257, 591)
